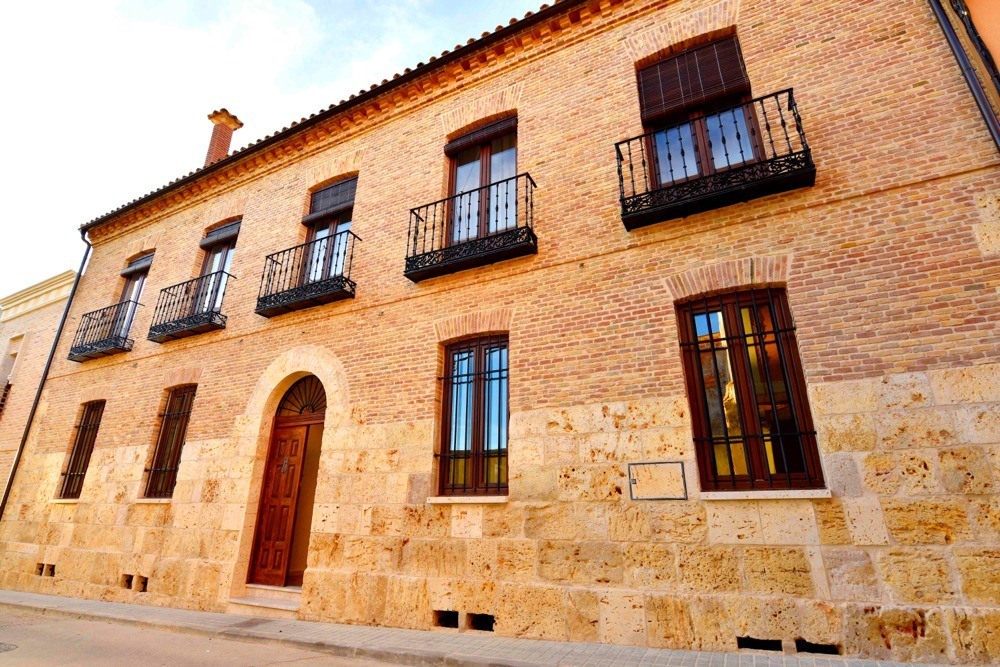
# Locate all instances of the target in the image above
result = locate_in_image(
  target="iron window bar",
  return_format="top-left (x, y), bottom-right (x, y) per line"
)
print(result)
top-left (148, 271), bottom-right (234, 342)
top-left (58, 401), bottom-right (106, 499)
top-left (677, 288), bottom-right (823, 491)
top-left (256, 230), bottom-right (361, 317)
top-left (616, 89), bottom-right (816, 230)
top-left (144, 385), bottom-right (197, 499)
top-left (68, 300), bottom-right (143, 362)
top-left (438, 334), bottom-right (510, 496)
top-left (405, 172), bottom-right (537, 281)
top-left (0, 383), bottom-right (11, 420)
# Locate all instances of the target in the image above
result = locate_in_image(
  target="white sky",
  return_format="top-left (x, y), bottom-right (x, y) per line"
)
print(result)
top-left (0, 0), bottom-right (541, 299)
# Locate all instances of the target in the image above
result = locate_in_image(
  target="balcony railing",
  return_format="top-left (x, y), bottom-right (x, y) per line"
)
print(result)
top-left (68, 300), bottom-right (141, 362)
top-left (256, 231), bottom-right (360, 317)
top-left (148, 271), bottom-right (233, 342)
top-left (0, 383), bottom-right (10, 419)
top-left (405, 172), bottom-right (537, 281)
top-left (616, 89), bottom-right (816, 230)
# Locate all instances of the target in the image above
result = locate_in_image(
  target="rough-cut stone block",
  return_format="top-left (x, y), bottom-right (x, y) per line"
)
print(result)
top-left (812, 499), bottom-right (852, 545)
top-left (810, 379), bottom-right (878, 415)
top-left (876, 409), bottom-right (958, 450)
top-left (706, 500), bottom-right (762, 544)
top-left (876, 373), bottom-right (934, 411)
top-left (524, 503), bottom-right (579, 540)
top-left (496, 584), bottom-right (568, 640)
top-left (882, 498), bottom-right (972, 545)
top-left (938, 446), bottom-right (994, 494)
top-left (382, 576), bottom-right (431, 630)
top-left (946, 608), bottom-right (1000, 665)
top-left (495, 539), bottom-right (536, 582)
top-left (648, 502), bottom-right (707, 544)
top-left (823, 548), bottom-right (880, 601)
top-left (759, 500), bottom-right (819, 545)
top-left (928, 363), bottom-right (999, 405)
top-left (609, 505), bottom-right (651, 542)
top-left (842, 605), bottom-right (950, 663)
top-left (824, 453), bottom-right (863, 497)
top-left (725, 595), bottom-right (800, 638)
top-left (816, 413), bottom-right (878, 452)
top-left (743, 547), bottom-right (814, 596)
top-left (538, 540), bottom-right (623, 584)
top-left (676, 546), bottom-right (739, 592)
top-left (843, 497), bottom-right (890, 545)
top-left (954, 548), bottom-right (1000, 605)
top-left (862, 451), bottom-right (900, 494)
top-left (566, 589), bottom-right (599, 642)
top-left (598, 591), bottom-right (645, 645)
top-left (644, 594), bottom-right (734, 651)
top-left (451, 505), bottom-right (483, 539)
top-left (957, 405), bottom-right (1000, 444)
top-left (878, 548), bottom-right (957, 604)
top-left (622, 542), bottom-right (677, 589)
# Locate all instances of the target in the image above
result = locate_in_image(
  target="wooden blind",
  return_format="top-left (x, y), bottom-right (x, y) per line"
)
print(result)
top-left (199, 220), bottom-right (241, 249)
top-left (444, 116), bottom-right (517, 157)
top-left (121, 252), bottom-right (154, 277)
top-left (304, 177), bottom-right (358, 223)
top-left (637, 36), bottom-right (751, 124)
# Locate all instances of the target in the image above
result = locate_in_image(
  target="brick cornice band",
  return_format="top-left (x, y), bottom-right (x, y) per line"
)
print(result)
top-left (665, 255), bottom-right (791, 302)
top-left (434, 308), bottom-right (514, 343)
top-left (624, 0), bottom-right (740, 67)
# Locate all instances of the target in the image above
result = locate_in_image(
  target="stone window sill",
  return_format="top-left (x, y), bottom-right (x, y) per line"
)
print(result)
top-left (700, 489), bottom-right (831, 501)
top-left (49, 498), bottom-right (80, 504)
top-left (133, 498), bottom-right (172, 504)
top-left (426, 495), bottom-right (508, 505)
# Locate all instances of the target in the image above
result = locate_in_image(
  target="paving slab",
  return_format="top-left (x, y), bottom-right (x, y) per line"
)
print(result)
top-left (0, 589), bottom-right (954, 667)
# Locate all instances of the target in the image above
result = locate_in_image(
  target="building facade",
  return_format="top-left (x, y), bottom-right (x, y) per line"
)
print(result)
top-left (1, 0), bottom-right (999, 663)
top-left (0, 272), bottom-right (75, 486)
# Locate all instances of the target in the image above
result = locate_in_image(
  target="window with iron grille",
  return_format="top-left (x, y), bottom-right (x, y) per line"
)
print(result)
top-left (439, 334), bottom-right (509, 496)
top-left (676, 288), bottom-right (824, 491)
top-left (144, 385), bottom-right (197, 498)
top-left (58, 401), bottom-right (106, 499)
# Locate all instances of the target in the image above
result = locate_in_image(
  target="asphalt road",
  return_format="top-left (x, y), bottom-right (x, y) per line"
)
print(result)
top-left (0, 608), bottom-right (403, 666)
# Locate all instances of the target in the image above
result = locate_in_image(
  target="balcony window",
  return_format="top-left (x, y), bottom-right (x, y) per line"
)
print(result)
top-left (257, 178), bottom-right (360, 317)
top-left (69, 253), bottom-right (152, 362)
top-left (148, 222), bottom-right (238, 342)
top-left (405, 117), bottom-right (536, 281)
top-left (617, 37), bottom-right (816, 229)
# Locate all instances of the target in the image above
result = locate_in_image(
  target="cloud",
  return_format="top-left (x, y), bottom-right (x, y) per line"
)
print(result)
top-left (0, 0), bottom-right (539, 298)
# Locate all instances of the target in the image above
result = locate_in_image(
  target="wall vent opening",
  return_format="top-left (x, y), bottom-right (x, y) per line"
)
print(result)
top-left (737, 637), bottom-right (782, 652)
top-left (433, 610), bottom-right (459, 628)
top-left (136, 576), bottom-right (148, 593)
top-left (33, 563), bottom-right (44, 576)
top-left (795, 639), bottom-right (841, 655)
top-left (43, 564), bottom-right (55, 577)
top-left (468, 613), bottom-right (495, 632)
top-left (121, 574), bottom-right (133, 589)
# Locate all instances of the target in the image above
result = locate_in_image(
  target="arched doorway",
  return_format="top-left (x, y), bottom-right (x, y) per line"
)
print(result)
top-left (248, 375), bottom-right (326, 587)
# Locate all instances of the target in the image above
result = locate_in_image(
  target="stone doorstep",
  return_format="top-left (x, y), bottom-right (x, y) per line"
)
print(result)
top-left (0, 590), bottom-right (959, 667)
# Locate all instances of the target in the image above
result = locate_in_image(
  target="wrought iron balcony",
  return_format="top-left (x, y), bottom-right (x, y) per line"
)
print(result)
top-left (616, 89), bottom-right (816, 230)
top-left (256, 231), bottom-right (360, 317)
top-left (148, 271), bottom-right (233, 343)
top-left (405, 172), bottom-right (536, 282)
top-left (68, 300), bottom-right (141, 362)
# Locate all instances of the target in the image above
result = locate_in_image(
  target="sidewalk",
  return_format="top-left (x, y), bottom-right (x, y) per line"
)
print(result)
top-left (0, 589), bottom-right (947, 667)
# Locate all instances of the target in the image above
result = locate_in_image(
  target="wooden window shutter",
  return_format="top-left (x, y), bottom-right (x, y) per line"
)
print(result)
top-left (637, 36), bottom-right (751, 124)
top-left (304, 177), bottom-right (358, 224)
top-left (444, 116), bottom-right (517, 157)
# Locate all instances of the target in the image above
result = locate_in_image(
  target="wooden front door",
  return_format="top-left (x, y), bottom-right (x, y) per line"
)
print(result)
top-left (249, 424), bottom-right (308, 586)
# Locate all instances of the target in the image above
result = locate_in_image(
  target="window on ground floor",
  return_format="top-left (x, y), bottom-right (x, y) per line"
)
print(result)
top-left (676, 288), bottom-right (824, 491)
top-left (58, 400), bottom-right (106, 499)
top-left (144, 384), bottom-right (197, 498)
top-left (439, 334), bottom-right (509, 496)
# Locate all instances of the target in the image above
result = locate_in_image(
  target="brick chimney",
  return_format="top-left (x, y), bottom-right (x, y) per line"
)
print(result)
top-left (204, 109), bottom-right (244, 167)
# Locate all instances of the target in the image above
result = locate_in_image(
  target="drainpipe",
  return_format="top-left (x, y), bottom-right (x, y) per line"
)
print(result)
top-left (928, 0), bottom-right (1000, 153)
top-left (0, 230), bottom-right (91, 522)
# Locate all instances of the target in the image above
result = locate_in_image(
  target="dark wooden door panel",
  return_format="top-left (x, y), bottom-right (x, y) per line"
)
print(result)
top-left (249, 425), bottom-right (308, 586)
